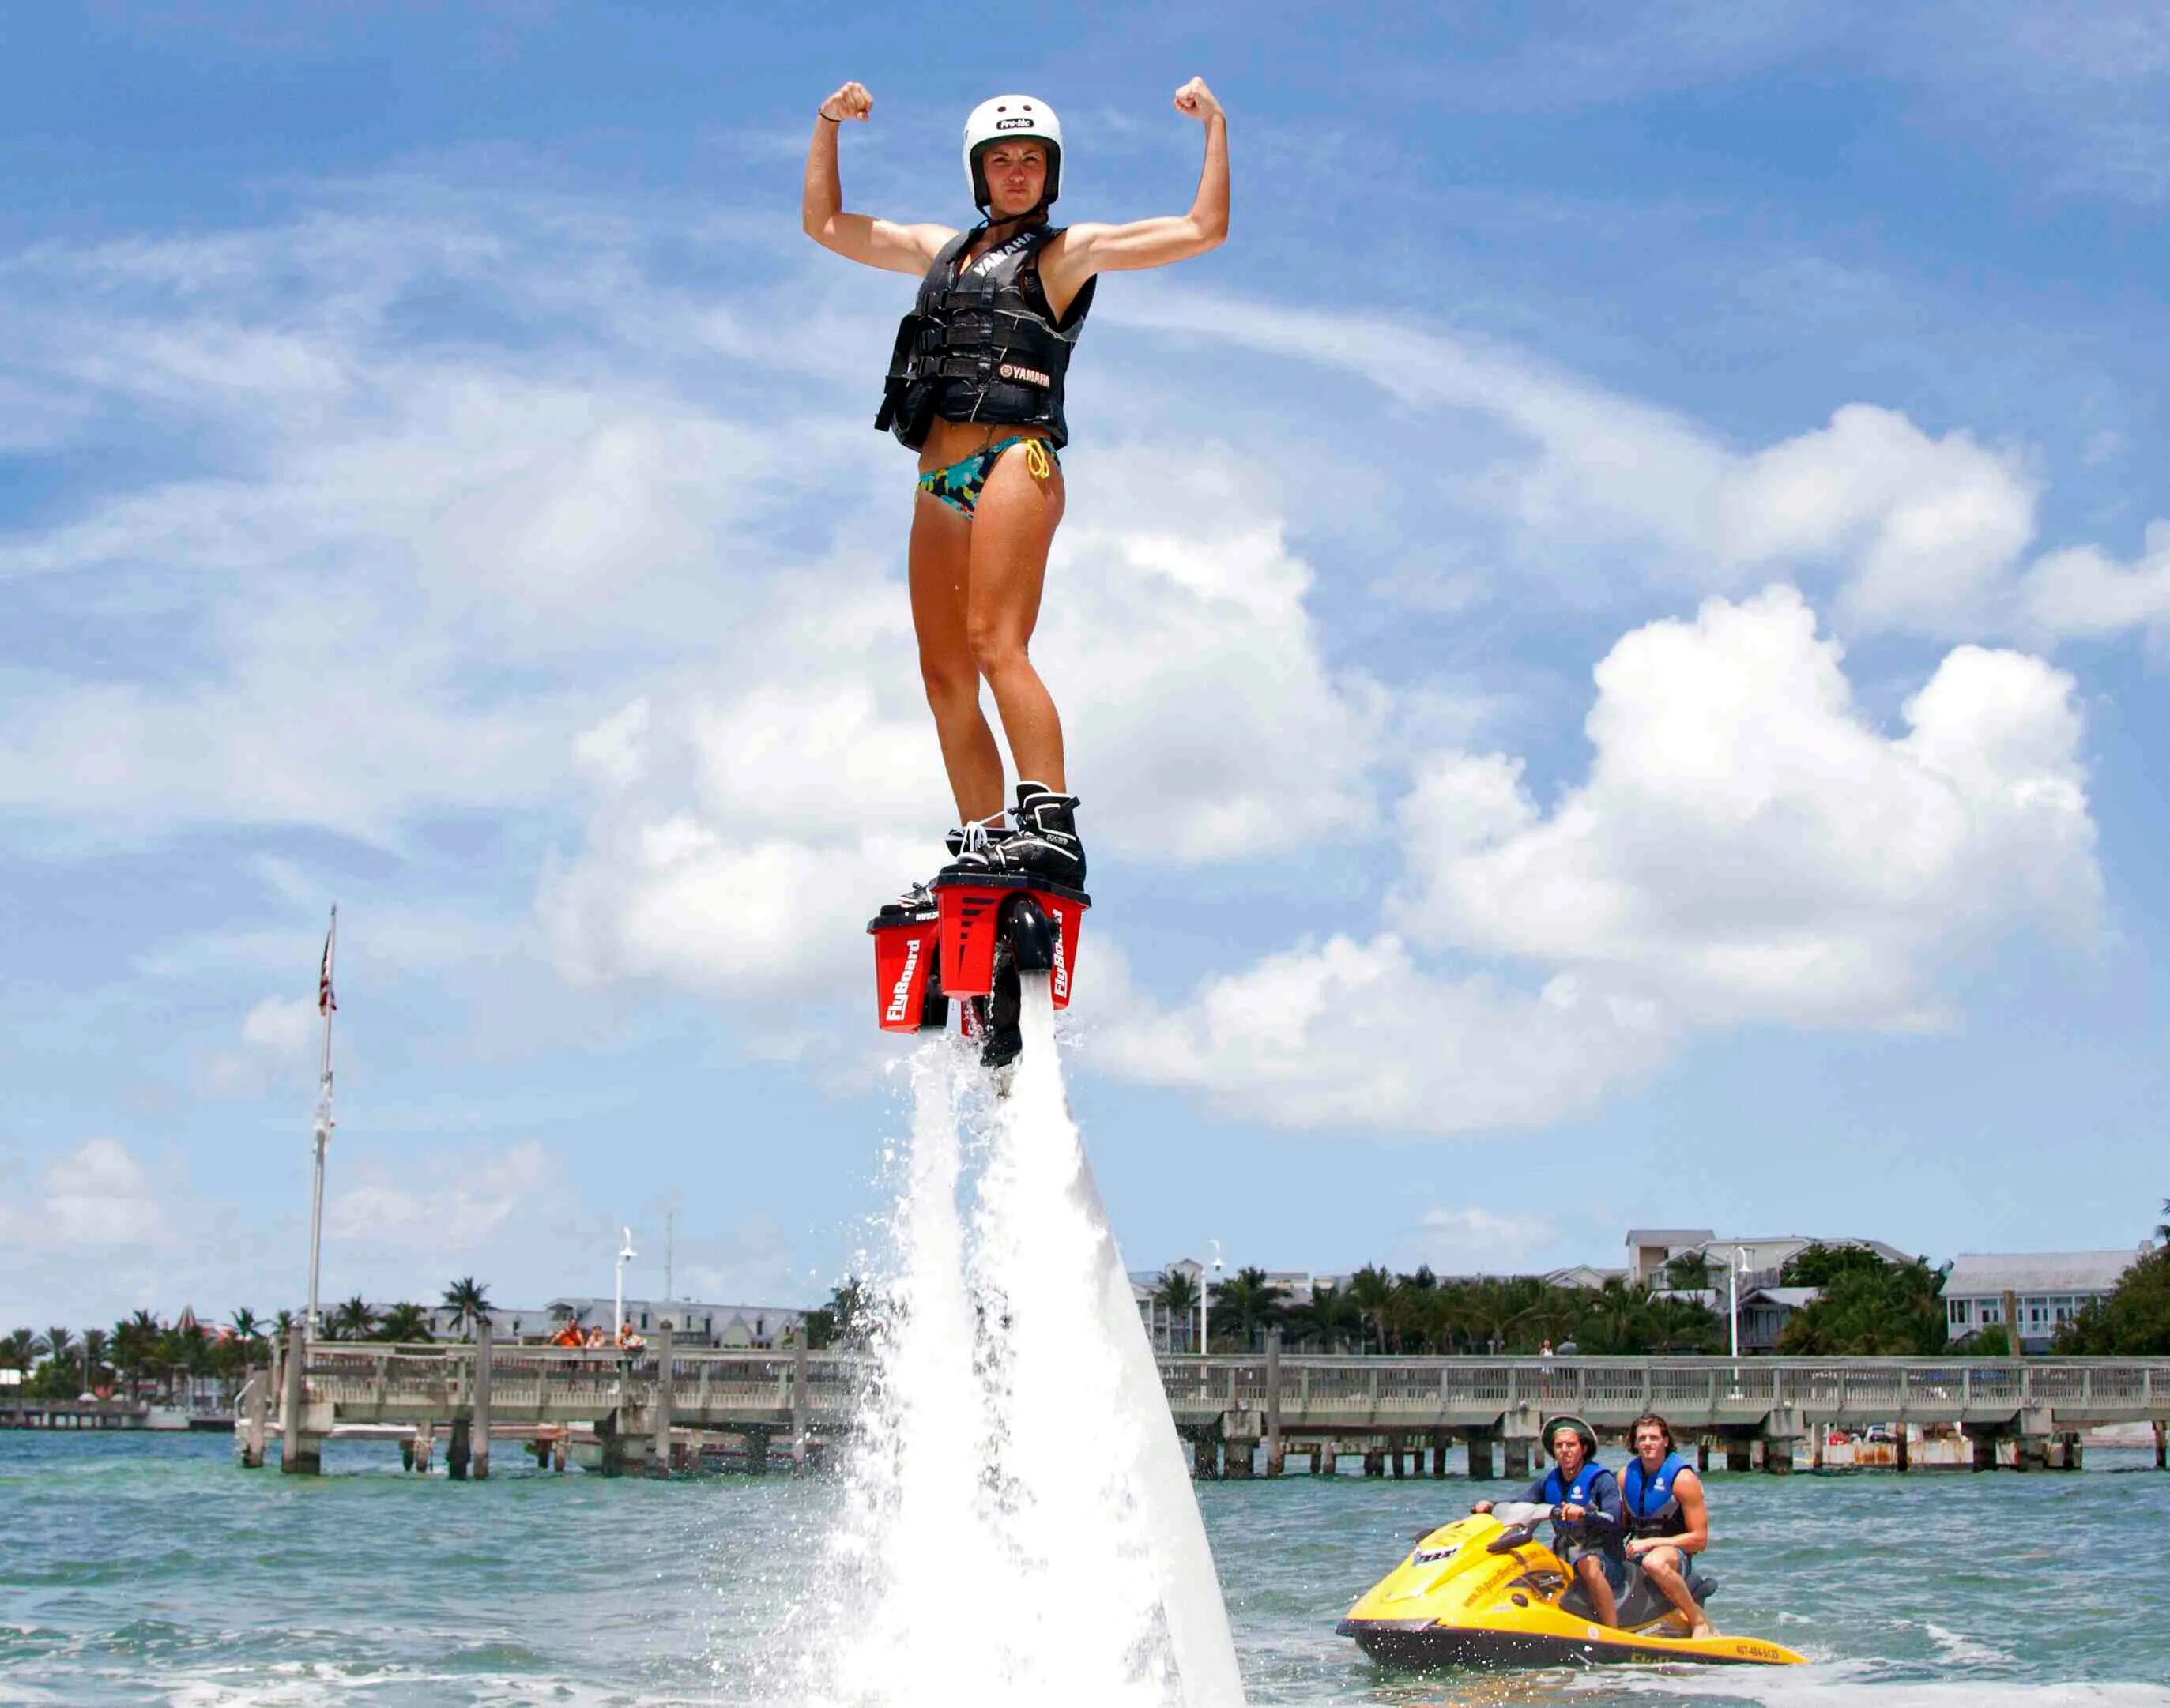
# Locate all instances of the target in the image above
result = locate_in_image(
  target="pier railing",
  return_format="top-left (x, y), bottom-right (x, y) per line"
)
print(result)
top-left (269, 1344), bottom-right (2170, 1434)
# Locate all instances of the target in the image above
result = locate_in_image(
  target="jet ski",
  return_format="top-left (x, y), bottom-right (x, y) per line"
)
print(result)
top-left (1337, 1502), bottom-right (1805, 1670)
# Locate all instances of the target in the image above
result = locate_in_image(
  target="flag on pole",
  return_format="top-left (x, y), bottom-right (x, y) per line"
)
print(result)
top-left (318, 923), bottom-right (337, 1015)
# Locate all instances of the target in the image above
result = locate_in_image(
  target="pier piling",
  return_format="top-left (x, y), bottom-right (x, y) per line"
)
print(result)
top-left (650, 1322), bottom-right (674, 1478)
top-left (790, 1338), bottom-right (810, 1474)
top-left (471, 1316), bottom-right (493, 1481)
top-left (279, 1320), bottom-right (319, 1476)
top-left (1465, 1429), bottom-right (1495, 1481)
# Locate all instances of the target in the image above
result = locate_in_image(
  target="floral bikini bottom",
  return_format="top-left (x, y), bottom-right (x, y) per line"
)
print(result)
top-left (915, 435), bottom-right (1057, 519)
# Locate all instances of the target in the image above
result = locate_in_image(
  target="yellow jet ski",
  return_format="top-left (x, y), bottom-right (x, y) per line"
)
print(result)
top-left (1337, 1502), bottom-right (1806, 1670)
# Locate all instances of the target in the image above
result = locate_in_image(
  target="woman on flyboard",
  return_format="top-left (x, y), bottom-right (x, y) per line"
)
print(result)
top-left (804, 77), bottom-right (1229, 907)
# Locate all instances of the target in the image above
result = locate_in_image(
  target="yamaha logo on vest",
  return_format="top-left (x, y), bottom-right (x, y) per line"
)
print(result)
top-left (884, 937), bottom-right (922, 1024)
top-left (998, 363), bottom-right (1051, 387)
top-left (971, 230), bottom-right (1038, 275)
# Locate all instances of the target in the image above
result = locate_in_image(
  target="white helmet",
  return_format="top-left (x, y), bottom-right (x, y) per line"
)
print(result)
top-left (963, 94), bottom-right (1063, 213)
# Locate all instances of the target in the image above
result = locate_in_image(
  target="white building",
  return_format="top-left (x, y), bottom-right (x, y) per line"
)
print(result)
top-left (1942, 1251), bottom-right (2144, 1352)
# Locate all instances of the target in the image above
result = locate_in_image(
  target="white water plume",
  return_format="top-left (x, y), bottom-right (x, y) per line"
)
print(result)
top-left (794, 988), bottom-right (1245, 1708)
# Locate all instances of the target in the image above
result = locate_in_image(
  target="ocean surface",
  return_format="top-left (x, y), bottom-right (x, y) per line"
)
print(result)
top-left (3, 1429), bottom-right (2165, 1707)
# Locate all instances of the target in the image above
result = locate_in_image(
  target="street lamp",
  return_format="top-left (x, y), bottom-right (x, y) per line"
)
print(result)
top-left (1198, 1240), bottom-right (1223, 1356)
top-left (614, 1227), bottom-right (636, 1340)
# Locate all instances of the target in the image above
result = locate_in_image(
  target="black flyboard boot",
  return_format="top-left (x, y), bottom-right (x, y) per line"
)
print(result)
top-left (877, 819), bottom-right (1008, 924)
top-left (996, 781), bottom-right (1085, 888)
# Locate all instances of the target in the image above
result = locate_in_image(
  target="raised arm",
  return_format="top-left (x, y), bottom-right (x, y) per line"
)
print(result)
top-left (801, 81), bottom-right (957, 276)
top-left (1045, 77), bottom-right (1228, 294)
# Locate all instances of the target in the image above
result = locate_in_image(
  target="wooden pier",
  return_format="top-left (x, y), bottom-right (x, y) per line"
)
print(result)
top-left (244, 1324), bottom-right (2170, 1479)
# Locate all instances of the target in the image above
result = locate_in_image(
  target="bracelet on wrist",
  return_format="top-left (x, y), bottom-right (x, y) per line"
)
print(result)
top-left (818, 109), bottom-right (842, 123)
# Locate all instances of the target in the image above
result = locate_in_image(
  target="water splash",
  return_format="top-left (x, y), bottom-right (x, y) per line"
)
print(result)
top-left (796, 981), bottom-right (1245, 1707)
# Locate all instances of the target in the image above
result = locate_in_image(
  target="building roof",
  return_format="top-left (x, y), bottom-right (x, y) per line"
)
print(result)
top-left (1625, 1229), bottom-right (1715, 1247)
top-left (1942, 1251), bottom-right (2144, 1296)
top-left (1739, 1286), bottom-right (1821, 1310)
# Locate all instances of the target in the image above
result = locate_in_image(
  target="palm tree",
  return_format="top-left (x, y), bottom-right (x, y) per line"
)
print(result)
top-left (1207, 1266), bottom-right (1289, 1352)
top-left (80, 1328), bottom-right (110, 1394)
top-left (2156, 1197), bottom-right (2169, 1247)
top-left (1344, 1265), bottom-right (1396, 1355)
top-left (2, 1327), bottom-right (35, 1374)
top-left (1153, 1270), bottom-right (1200, 1352)
top-left (37, 1326), bottom-right (77, 1390)
top-left (1663, 1250), bottom-right (1714, 1291)
top-left (440, 1277), bottom-right (493, 1341)
top-left (329, 1296), bottom-right (378, 1341)
top-left (111, 1310), bottom-right (160, 1401)
top-left (375, 1303), bottom-right (435, 1344)
top-left (228, 1309), bottom-right (269, 1367)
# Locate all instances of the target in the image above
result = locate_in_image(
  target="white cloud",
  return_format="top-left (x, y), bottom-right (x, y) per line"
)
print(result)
top-left (1095, 587), bottom-right (2100, 1133)
top-left (325, 1140), bottom-right (553, 1251)
top-left (1415, 1206), bottom-right (1557, 1273)
top-left (1392, 585), bottom-right (2098, 1025)
top-left (1107, 295), bottom-right (2065, 641)
top-left (541, 441), bottom-right (1381, 1005)
top-left (0, 1138), bottom-right (168, 1251)
top-left (240, 995), bottom-right (318, 1056)
top-left (1095, 934), bottom-right (1671, 1134)
top-left (2021, 521), bottom-right (2170, 646)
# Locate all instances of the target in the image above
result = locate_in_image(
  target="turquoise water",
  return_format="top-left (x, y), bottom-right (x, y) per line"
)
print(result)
top-left (3, 1431), bottom-right (2165, 1705)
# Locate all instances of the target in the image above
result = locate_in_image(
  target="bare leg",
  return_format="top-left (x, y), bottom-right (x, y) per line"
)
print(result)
top-left (965, 447), bottom-right (1067, 790)
top-left (909, 494), bottom-right (1007, 824)
top-left (1575, 1555), bottom-right (1620, 1628)
top-left (1642, 1548), bottom-right (1715, 1637)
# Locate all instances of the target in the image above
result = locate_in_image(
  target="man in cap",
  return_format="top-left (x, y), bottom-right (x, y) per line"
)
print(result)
top-left (1473, 1413), bottom-right (1627, 1627)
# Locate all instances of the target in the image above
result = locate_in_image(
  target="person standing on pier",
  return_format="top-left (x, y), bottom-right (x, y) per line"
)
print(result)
top-left (1473, 1415), bottom-right (1626, 1627)
top-left (802, 75), bottom-right (1230, 904)
top-left (1622, 1413), bottom-right (1716, 1639)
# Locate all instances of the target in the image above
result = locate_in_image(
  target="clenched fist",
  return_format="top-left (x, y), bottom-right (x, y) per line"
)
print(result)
top-left (1173, 77), bottom-right (1223, 122)
top-left (819, 81), bottom-right (873, 122)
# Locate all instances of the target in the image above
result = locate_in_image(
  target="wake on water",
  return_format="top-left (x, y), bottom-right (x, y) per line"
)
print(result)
top-left (785, 973), bottom-right (1245, 1708)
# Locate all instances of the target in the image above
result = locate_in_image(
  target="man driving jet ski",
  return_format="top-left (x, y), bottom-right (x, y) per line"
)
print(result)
top-left (1472, 1414), bottom-right (1626, 1627)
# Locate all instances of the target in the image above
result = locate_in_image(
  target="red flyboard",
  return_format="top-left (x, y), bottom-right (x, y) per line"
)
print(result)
top-left (868, 913), bottom-right (940, 1033)
top-left (929, 875), bottom-right (1089, 1007)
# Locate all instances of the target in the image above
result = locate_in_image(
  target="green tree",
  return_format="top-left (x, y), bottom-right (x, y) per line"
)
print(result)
top-left (36, 1326), bottom-right (77, 1394)
top-left (1662, 1250), bottom-right (1714, 1291)
top-left (1780, 1242), bottom-right (1892, 1288)
top-left (80, 1328), bottom-right (110, 1394)
top-left (227, 1309), bottom-right (270, 1367)
top-left (439, 1277), bottom-right (493, 1340)
top-left (2, 1327), bottom-right (34, 1374)
top-left (1969, 1324), bottom-right (2014, 1356)
top-left (1778, 1255), bottom-right (1949, 1354)
top-left (375, 1302), bottom-right (435, 1344)
top-left (2054, 1247), bottom-right (2170, 1355)
top-left (329, 1296), bottom-right (378, 1341)
top-left (1344, 1265), bottom-right (1396, 1354)
top-left (1290, 1280), bottom-right (1362, 1353)
top-left (1152, 1269), bottom-right (1201, 1352)
top-left (1207, 1266), bottom-right (1288, 1351)
top-left (2156, 1197), bottom-right (2170, 1247)
top-left (821, 1277), bottom-right (872, 1351)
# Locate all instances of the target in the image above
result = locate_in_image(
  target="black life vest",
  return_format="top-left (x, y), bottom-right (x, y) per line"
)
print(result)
top-left (875, 223), bottom-right (1094, 451)
top-left (1622, 1451), bottom-right (1693, 1539)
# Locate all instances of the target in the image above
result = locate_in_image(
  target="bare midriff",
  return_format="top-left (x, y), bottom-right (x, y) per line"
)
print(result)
top-left (916, 415), bottom-right (1057, 475)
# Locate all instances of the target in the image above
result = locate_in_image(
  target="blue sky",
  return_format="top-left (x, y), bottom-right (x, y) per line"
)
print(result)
top-left (4, 2), bottom-right (2168, 1330)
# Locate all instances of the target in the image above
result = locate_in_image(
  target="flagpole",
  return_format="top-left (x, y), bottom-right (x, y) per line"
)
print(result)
top-left (305, 905), bottom-right (337, 1339)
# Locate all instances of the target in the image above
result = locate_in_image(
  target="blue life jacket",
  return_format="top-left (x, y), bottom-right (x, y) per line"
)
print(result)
top-left (1539, 1459), bottom-right (1619, 1552)
top-left (1622, 1451), bottom-right (1693, 1539)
